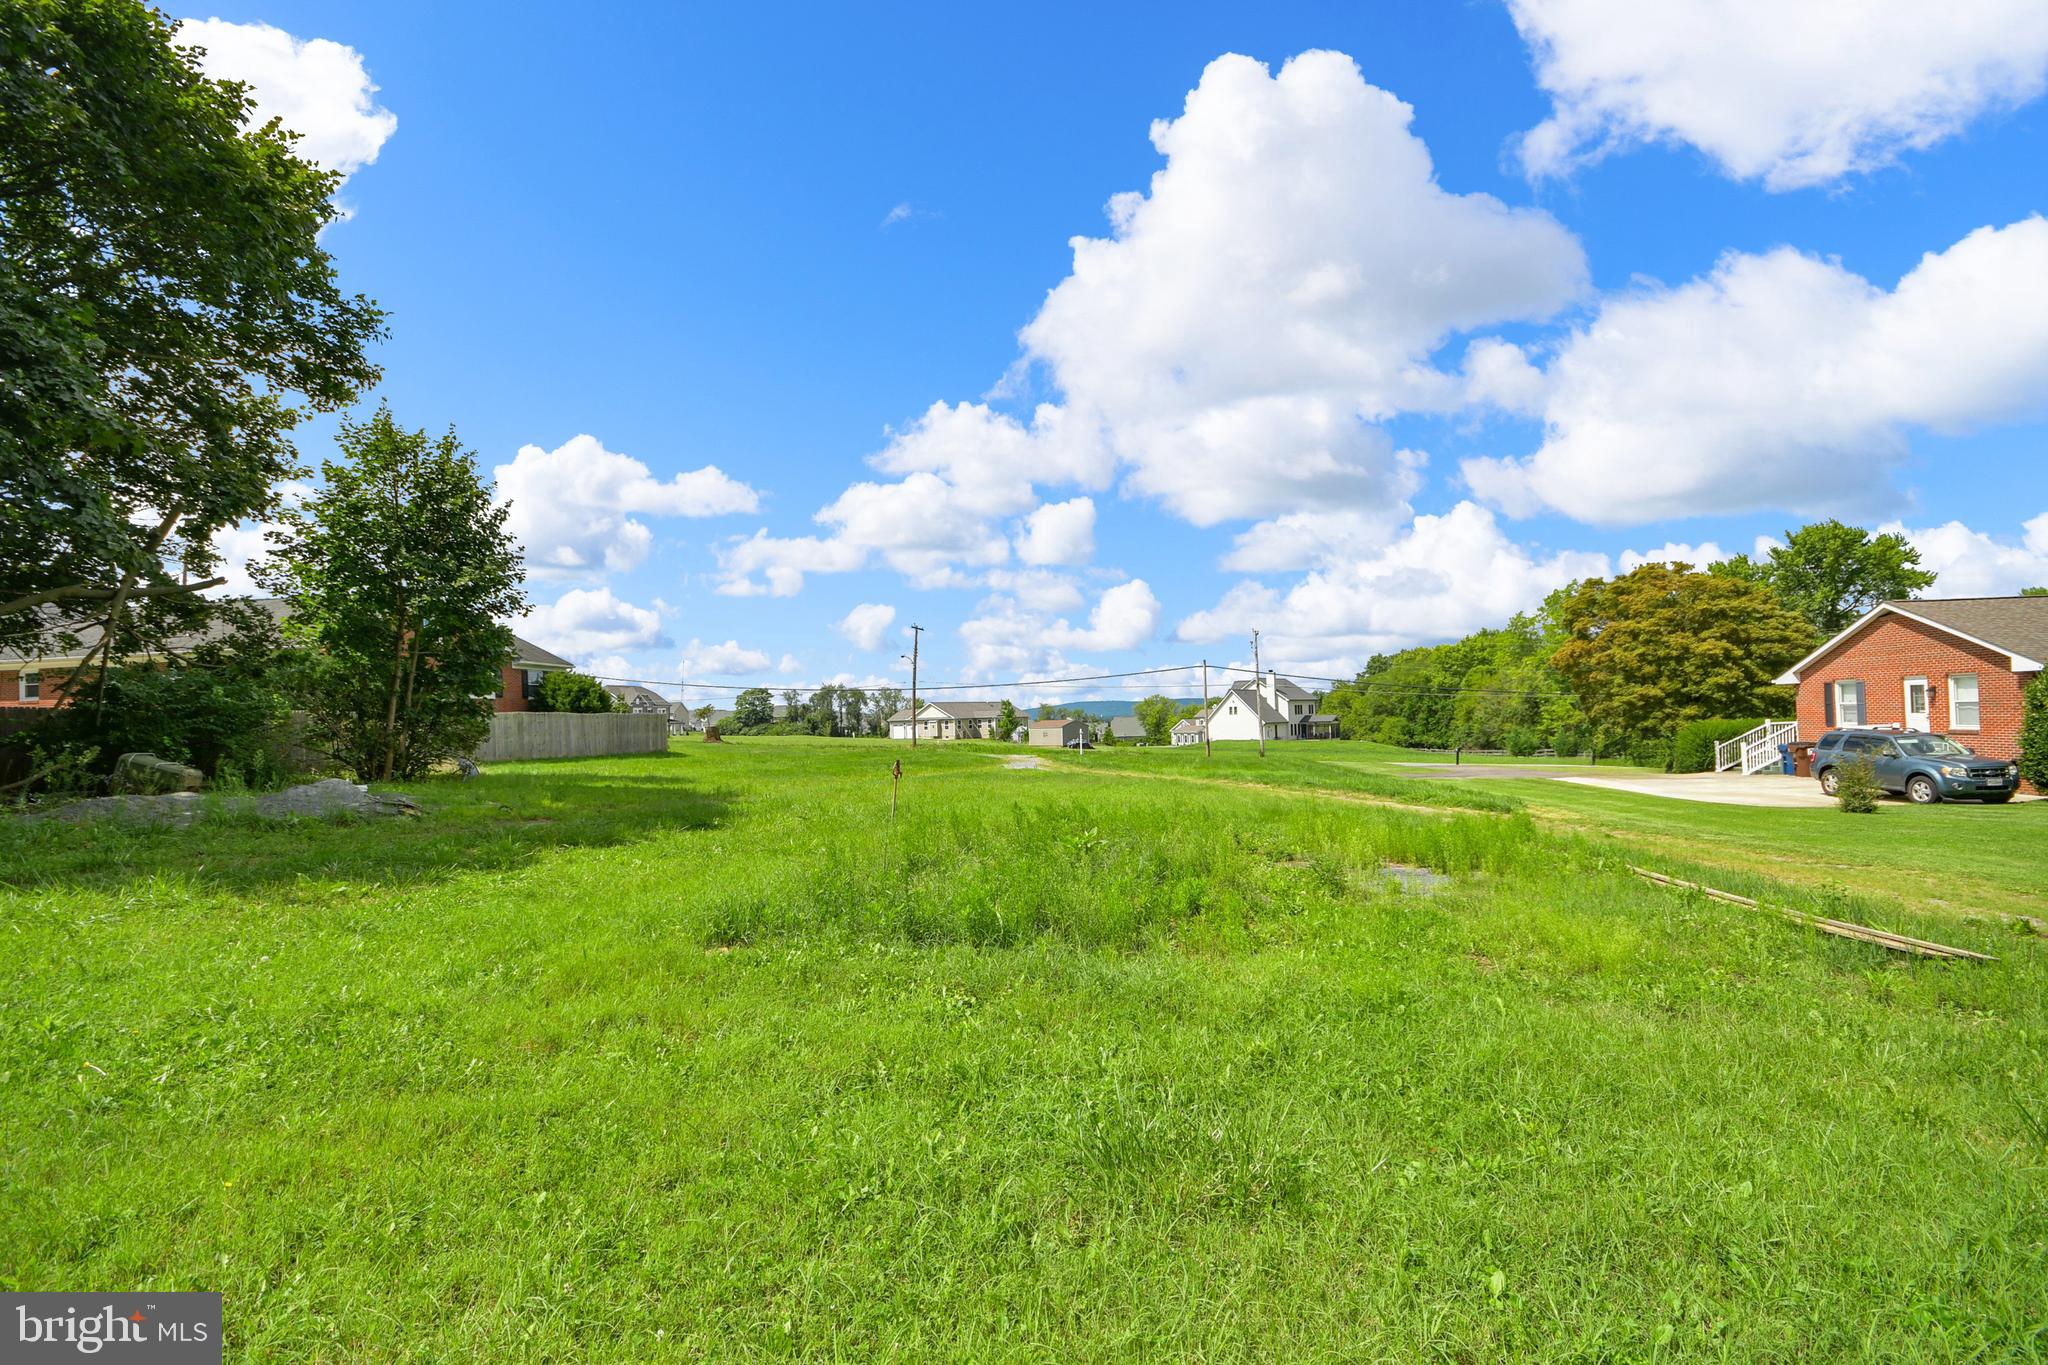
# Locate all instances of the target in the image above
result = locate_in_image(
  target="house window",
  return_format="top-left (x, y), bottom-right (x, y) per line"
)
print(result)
top-left (20, 670), bottom-right (40, 702)
top-left (1228, 704), bottom-right (1238, 714)
top-left (522, 668), bottom-right (545, 701)
top-left (1832, 680), bottom-right (1865, 727)
top-left (1949, 674), bottom-right (1980, 729)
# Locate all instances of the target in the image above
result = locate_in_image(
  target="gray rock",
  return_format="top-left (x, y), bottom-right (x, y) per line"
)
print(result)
top-left (250, 778), bottom-right (421, 821)
top-left (29, 778), bottom-right (421, 827)
top-left (109, 752), bottom-right (204, 795)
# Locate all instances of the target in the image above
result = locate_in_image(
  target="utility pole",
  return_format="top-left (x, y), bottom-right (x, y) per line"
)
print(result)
top-left (1251, 630), bottom-right (1266, 758)
top-left (907, 624), bottom-right (923, 748)
top-left (1201, 659), bottom-right (1212, 758)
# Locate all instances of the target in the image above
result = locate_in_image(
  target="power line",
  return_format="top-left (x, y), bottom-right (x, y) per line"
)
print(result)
top-left (590, 661), bottom-right (1571, 704)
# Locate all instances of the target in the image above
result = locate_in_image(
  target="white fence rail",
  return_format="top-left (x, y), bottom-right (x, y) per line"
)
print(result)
top-left (475, 711), bottom-right (669, 763)
top-left (1714, 720), bottom-right (1800, 775)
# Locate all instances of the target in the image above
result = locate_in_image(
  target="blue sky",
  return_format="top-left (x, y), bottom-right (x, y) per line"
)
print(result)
top-left (184, 2), bottom-right (2048, 704)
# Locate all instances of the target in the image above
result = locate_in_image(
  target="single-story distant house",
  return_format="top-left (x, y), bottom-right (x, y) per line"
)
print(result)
top-left (1107, 715), bottom-right (1147, 743)
top-left (1029, 716), bottom-right (1085, 748)
top-left (1203, 672), bottom-right (1338, 743)
top-left (1775, 594), bottom-right (2045, 785)
top-left (603, 682), bottom-right (670, 715)
top-left (886, 700), bottom-right (1006, 740)
top-left (0, 596), bottom-right (571, 714)
top-left (1170, 715), bottom-right (1207, 747)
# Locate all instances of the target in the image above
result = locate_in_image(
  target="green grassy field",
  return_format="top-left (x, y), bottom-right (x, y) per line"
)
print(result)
top-left (4, 738), bottom-right (2046, 1359)
top-left (1045, 739), bottom-right (2048, 921)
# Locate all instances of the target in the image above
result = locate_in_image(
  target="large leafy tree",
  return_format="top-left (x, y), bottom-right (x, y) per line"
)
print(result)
top-left (1551, 564), bottom-right (1813, 743)
top-left (1132, 693), bottom-right (1179, 744)
top-left (868, 687), bottom-right (905, 734)
top-left (1713, 520), bottom-right (1935, 635)
top-left (1, 0), bottom-right (383, 661)
top-left (731, 688), bottom-right (774, 731)
top-left (259, 408), bottom-right (523, 781)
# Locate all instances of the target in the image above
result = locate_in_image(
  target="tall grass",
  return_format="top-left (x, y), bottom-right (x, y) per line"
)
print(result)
top-left (1, 737), bottom-right (2042, 1359)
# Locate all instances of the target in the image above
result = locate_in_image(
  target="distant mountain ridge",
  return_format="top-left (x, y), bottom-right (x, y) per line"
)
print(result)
top-left (1030, 697), bottom-right (1201, 719)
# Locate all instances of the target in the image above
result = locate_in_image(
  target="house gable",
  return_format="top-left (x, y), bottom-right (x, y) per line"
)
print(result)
top-left (1777, 599), bottom-right (2048, 684)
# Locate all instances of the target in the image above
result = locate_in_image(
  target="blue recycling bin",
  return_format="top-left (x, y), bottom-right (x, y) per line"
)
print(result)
top-left (1778, 743), bottom-right (1794, 775)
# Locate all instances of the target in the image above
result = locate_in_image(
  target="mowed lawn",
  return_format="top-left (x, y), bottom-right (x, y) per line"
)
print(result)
top-left (4, 738), bottom-right (2046, 1360)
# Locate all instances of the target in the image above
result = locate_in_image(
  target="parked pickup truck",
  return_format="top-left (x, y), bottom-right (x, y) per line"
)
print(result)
top-left (1811, 728), bottom-right (2020, 804)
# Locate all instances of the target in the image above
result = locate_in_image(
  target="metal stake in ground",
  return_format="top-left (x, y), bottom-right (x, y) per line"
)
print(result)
top-left (891, 757), bottom-right (902, 818)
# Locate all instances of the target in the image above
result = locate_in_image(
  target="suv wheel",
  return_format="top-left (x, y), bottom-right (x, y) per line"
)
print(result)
top-left (1906, 775), bottom-right (1940, 804)
top-left (1818, 767), bottom-right (1839, 795)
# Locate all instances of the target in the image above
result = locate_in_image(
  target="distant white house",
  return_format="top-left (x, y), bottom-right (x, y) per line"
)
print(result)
top-left (886, 700), bottom-right (1007, 740)
top-left (603, 683), bottom-right (670, 715)
top-left (1170, 715), bottom-right (1208, 747)
top-left (1202, 673), bottom-right (1338, 743)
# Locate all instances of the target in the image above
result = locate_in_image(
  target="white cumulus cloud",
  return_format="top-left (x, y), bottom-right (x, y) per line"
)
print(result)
top-left (176, 19), bottom-right (397, 180)
top-left (495, 435), bottom-right (758, 580)
top-left (723, 49), bottom-right (1587, 594)
top-left (1017, 50), bottom-right (1587, 528)
top-left (1464, 217), bottom-right (2048, 524)
top-left (1508, 0), bottom-right (2048, 189)
top-left (1014, 497), bottom-right (1096, 566)
top-left (680, 639), bottom-right (773, 677)
top-left (1045, 579), bottom-right (1161, 653)
top-left (1177, 502), bottom-right (1609, 670)
top-left (1890, 513), bottom-right (2048, 597)
top-left (516, 587), bottom-right (669, 658)
top-left (835, 603), bottom-right (898, 651)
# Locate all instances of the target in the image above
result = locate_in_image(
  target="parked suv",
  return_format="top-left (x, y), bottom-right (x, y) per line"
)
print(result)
top-left (1811, 728), bottom-right (2019, 804)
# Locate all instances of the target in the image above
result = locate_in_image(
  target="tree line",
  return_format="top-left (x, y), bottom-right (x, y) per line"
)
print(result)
top-left (1318, 522), bottom-right (1950, 764)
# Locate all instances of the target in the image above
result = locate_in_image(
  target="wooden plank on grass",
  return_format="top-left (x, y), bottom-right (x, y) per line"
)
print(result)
top-left (1627, 865), bottom-right (1995, 962)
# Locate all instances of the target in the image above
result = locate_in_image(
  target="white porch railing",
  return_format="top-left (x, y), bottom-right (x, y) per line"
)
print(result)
top-left (1714, 720), bottom-right (1800, 775)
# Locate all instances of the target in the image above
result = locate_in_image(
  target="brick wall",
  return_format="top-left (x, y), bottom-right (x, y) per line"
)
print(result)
top-left (494, 664), bottom-right (532, 713)
top-left (1795, 613), bottom-right (2037, 788)
top-left (0, 667), bottom-right (72, 707)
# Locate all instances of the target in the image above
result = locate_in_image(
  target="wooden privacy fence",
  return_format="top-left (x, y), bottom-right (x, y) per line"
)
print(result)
top-left (475, 711), bottom-right (668, 762)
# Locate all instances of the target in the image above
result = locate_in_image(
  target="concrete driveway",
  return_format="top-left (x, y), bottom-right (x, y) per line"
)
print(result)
top-left (1396, 764), bottom-right (1837, 808)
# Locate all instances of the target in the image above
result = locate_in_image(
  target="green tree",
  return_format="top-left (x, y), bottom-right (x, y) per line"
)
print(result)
top-left (869, 686), bottom-right (904, 734)
top-left (2021, 586), bottom-right (2048, 597)
top-left (805, 685), bottom-right (840, 736)
top-left (732, 688), bottom-right (774, 731)
top-left (258, 408), bottom-right (522, 781)
top-left (534, 671), bottom-right (618, 714)
top-left (839, 686), bottom-right (868, 737)
top-left (1551, 564), bottom-right (1812, 744)
top-left (2, 0), bottom-right (383, 663)
top-left (2019, 673), bottom-right (2048, 794)
top-left (1133, 693), bottom-right (1179, 744)
top-left (1713, 520), bottom-right (1935, 635)
top-left (996, 699), bottom-right (1020, 741)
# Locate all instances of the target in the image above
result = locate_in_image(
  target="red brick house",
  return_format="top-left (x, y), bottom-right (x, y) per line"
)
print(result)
top-left (1774, 596), bottom-right (2046, 782)
top-left (1, 597), bottom-right (571, 713)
